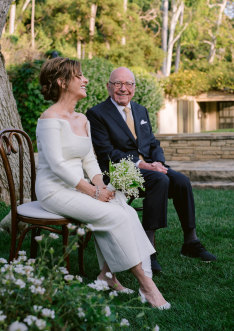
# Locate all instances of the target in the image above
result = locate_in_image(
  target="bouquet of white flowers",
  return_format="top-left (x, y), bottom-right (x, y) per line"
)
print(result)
top-left (105, 157), bottom-right (145, 199)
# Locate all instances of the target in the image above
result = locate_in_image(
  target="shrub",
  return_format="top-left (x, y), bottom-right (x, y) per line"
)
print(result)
top-left (8, 58), bottom-right (163, 145)
top-left (161, 70), bottom-right (210, 98)
top-left (133, 70), bottom-right (163, 132)
top-left (161, 63), bottom-right (234, 98)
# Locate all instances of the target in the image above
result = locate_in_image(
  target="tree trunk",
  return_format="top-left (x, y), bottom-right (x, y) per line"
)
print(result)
top-left (9, 1), bottom-right (16, 34)
top-left (31, 0), bottom-right (35, 49)
top-left (175, 2), bottom-right (184, 72)
top-left (82, 43), bottom-right (85, 59)
top-left (88, 3), bottom-right (97, 59)
top-left (208, 0), bottom-right (227, 64)
top-left (0, 0), bottom-right (31, 203)
top-left (161, 0), bottom-right (168, 76)
top-left (77, 39), bottom-right (82, 59)
top-left (121, 0), bottom-right (127, 46)
top-left (165, 1), bottom-right (185, 76)
top-left (22, 0), bottom-right (31, 12)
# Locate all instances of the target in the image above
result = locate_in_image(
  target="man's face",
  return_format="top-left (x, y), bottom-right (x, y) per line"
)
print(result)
top-left (107, 68), bottom-right (135, 106)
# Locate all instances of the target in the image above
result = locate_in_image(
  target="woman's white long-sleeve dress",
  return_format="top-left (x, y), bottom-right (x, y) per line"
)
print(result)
top-left (35, 118), bottom-right (155, 273)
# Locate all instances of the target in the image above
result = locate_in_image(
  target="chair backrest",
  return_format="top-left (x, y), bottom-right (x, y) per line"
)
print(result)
top-left (0, 129), bottom-right (36, 213)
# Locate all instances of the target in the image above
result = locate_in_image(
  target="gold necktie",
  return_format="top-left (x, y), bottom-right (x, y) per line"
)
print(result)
top-left (123, 107), bottom-right (144, 160)
top-left (123, 107), bottom-right (137, 139)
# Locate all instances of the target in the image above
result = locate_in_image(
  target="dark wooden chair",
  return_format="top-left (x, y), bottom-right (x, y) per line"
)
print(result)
top-left (128, 197), bottom-right (143, 212)
top-left (0, 128), bottom-right (91, 275)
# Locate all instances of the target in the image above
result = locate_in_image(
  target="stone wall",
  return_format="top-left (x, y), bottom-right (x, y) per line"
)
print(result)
top-left (155, 132), bottom-right (234, 161)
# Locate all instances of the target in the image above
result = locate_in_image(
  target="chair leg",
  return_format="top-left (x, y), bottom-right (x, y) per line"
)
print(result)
top-left (62, 225), bottom-right (70, 272)
top-left (30, 228), bottom-right (40, 258)
top-left (78, 236), bottom-right (85, 276)
top-left (9, 228), bottom-right (17, 262)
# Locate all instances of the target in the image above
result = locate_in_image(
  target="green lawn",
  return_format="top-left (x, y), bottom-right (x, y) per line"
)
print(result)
top-left (0, 189), bottom-right (233, 330)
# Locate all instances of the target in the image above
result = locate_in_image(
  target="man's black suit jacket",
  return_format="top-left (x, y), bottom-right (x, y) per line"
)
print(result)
top-left (86, 97), bottom-right (165, 174)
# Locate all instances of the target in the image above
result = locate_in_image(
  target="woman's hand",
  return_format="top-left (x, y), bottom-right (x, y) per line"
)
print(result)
top-left (97, 187), bottom-right (115, 202)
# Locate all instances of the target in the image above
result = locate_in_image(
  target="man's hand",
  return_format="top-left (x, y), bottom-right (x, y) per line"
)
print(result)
top-left (138, 161), bottom-right (168, 174)
top-left (151, 162), bottom-right (168, 174)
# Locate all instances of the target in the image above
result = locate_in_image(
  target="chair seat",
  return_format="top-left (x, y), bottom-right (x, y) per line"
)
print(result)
top-left (17, 201), bottom-right (65, 219)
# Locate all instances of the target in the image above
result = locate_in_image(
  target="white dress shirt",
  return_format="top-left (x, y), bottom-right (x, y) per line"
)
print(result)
top-left (110, 98), bottom-right (141, 167)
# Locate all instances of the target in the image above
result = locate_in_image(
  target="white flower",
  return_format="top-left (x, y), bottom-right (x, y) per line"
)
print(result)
top-left (86, 223), bottom-right (94, 231)
top-left (35, 319), bottom-right (46, 330)
top-left (29, 285), bottom-right (45, 295)
top-left (87, 279), bottom-right (109, 291)
top-left (105, 272), bottom-right (112, 279)
top-left (24, 315), bottom-right (37, 326)
top-left (24, 266), bottom-right (34, 274)
top-left (120, 318), bottom-right (130, 327)
top-left (0, 311), bottom-right (6, 321)
top-left (9, 321), bottom-right (28, 331)
top-left (75, 275), bottom-right (83, 282)
top-left (77, 307), bottom-right (85, 318)
top-left (5, 272), bottom-right (15, 281)
top-left (58, 267), bottom-right (69, 274)
top-left (1, 266), bottom-right (6, 273)
top-left (106, 157), bottom-right (145, 199)
top-left (104, 306), bottom-right (111, 317)
top-left (153, 325), bottom-right (160, 331)
top-left (64, 274), bottom-right (74, 281)
top-left (77, 228), bottom-right (85, 236)
top-left (34, 235), bottom-right (44, 242)
top-left (33, 277), bottom-right (44, 286)
top-left (15, 279), bottom-right (26, 289)
top-left (67, 223), bottom-right (76, 230)
top-left (14, 264), bottom-right (25, 275)
top-left (109, 291), bottom-right (118, 297)
top-left (18, 251), bottom-right (26, 256)
top-left (0, 258), bottom-right (8, 264)
top-left (119, 288), bottom-right (134, 294)
top-left (17, 255), bottom-right (27, 262)
top-left (49, 233), bottom-right (59, 240)
top-left (27, 259), bottom-right (36, 265)
top-left (33, 305), bottom-right (42, 313)
top-left (41, 308), bottom-right (55, 319)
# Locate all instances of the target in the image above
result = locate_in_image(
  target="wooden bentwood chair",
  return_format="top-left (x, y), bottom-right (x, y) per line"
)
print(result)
top-left (0, 129), bottom-right (91, 275)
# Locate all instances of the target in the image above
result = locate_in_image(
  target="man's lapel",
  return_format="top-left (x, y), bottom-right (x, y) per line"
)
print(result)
top-left (105, 98), bottom-right (137, 144)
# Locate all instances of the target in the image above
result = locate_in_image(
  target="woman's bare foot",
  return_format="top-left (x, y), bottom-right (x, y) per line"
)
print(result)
top-left (140, 277), bottom-right (168, 308)
top-left (97, 272), bottom-right (126, 291)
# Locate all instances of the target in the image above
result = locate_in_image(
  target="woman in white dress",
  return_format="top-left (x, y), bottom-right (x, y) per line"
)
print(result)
top-left (36, 57), bottom-right (170, 309)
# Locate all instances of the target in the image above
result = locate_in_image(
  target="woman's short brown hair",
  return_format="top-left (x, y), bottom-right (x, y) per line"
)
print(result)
top-left (39, 57), bottom-right (82, 102)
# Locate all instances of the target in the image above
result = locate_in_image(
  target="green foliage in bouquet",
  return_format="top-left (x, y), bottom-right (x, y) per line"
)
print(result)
top-left (107, 158), bottom-right (145, 199)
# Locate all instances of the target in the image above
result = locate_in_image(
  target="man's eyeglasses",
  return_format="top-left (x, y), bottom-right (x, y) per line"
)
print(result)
top-left (109, 81), bottom-right (135, 88)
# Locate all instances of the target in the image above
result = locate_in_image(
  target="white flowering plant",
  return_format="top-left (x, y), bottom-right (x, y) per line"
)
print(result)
top-left (105, 157), bottom-right (145, 199)
top-left (0, 224), bottom-right (158, 331)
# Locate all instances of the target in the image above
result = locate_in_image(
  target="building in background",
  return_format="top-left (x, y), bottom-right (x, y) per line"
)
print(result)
top-left (158, 91), bottom-right (234, 134)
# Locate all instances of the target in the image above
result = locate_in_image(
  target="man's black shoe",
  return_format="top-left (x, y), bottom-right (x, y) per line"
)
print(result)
top-left (151, 253), bottom-right (162, 273)
top-left (181, 240), bottom-right (217, 262)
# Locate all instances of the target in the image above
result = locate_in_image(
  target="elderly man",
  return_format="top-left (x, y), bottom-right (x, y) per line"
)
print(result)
top-left (86, 67), bottom-right (216, 273)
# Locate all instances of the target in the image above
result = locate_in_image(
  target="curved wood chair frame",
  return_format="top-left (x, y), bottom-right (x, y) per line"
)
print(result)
top-left (0, 128), bottom-right (91, 275)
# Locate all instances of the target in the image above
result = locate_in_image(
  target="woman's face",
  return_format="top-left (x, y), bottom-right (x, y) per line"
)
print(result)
top-left (63, 73), bottom-right (89, 100)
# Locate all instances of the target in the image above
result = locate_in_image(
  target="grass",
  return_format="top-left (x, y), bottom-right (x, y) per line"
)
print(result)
top-left (0, 189), bottom-right (233, 330)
